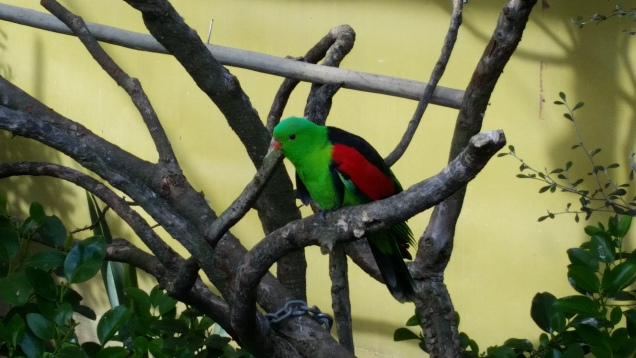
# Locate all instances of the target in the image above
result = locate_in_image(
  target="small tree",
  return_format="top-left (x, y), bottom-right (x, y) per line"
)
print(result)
top-left (0, 0), bottom-right (538, 356)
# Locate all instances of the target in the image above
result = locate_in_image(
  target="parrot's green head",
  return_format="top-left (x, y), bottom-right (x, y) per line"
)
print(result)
top-left (270, 117), bottom-right (329, 165)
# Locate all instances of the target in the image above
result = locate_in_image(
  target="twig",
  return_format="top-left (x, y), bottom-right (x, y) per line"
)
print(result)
top-left (385, 0), bottom-right (463, 167)
top-left (0, 3), bottom-right (464, 109)
top-left (70, 204), bottom-right (111, 234)
top-left (330, 245), bottom-right (354, 353)
top-left (304, 25), bottom-right (355, 125)
top-left (40, 0), bottom-right (178, 165)
top-left (204, 151), bottom-right (284, 247)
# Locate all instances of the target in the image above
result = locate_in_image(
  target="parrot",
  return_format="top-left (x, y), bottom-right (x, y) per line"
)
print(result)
top-left (270, 116), bottom-right (415, 302)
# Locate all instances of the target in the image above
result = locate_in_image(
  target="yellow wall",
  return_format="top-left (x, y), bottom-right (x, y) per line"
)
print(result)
top-left (1, 1), bottom-right (635, 357)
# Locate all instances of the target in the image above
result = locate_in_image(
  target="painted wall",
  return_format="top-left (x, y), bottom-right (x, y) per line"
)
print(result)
top-left (0, 0), bottom-right (634, 357)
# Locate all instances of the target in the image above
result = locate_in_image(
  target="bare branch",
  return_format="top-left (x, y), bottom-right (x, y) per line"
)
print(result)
top-left (231, 130), bottom-right (506, 352)
top-left (70, 204), bottom-right (111, 235)
top-left (385, 0), bottom-right (463, 167)
top-left (412, 1), bottom-right (538, 357)
top-left (0, 161), bottom-right (177, 263)
top-left (204, 151), bottom-right (284, 247)
top-left (330, 245), bottom-right (354, 353)
top-left (0, 3), bottom-right (464, 109)
top-left (268, 25), bottom-right (355, 131)
top-left (304, 25), bottom-right (355, 125)
top-left (40, 0), bottom-right (177, 165)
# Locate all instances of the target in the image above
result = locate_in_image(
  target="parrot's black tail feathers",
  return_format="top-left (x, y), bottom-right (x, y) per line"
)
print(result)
top-left (368, 232), bottom-right (415, 303)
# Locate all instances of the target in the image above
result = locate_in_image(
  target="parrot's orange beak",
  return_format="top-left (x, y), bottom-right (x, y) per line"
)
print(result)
top-left (266, 137), bottom-right (282, 156)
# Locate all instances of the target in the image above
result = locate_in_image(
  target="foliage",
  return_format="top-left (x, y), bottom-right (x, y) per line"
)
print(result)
top-left (0, 194), bottom-right (251, 358)
top-left (395, 215), bottom-right (636, 357)
top-left (395, 94), bottom-right (636, 356)
top-left (572, 5), bottom-right (636, 35)
top-left (498, 93), bottom-right (636, 222)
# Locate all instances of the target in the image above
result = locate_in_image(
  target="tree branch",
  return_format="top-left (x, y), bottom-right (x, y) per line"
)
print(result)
top-left (40, 0), bottom-right (178, 165)
top-left (0, 161), bottom-right (181, 265)
top-left (0, 3), bottom-right (464, 108)
top-left (329, 245), bottom-right (354, 353)
top-left (385, 0), bottom-right (463, 167)
top-left (231, 130), bottom-right (506, 353)
top-left (204, 151), bottom-right (284, 247)
top-left (412, 1), bottom-right (538, 357)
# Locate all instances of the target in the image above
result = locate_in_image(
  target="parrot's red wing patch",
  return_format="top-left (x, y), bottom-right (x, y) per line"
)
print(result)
top-left (332, 144), bottom-right (395, 201)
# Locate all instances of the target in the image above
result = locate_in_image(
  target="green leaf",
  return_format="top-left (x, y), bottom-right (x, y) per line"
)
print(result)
top-left (36, 298), bottom-right (57, 320)
top-left (26, 313), bottom-right (55, 341)
top-left (150, 318), bottom-right (189, 335)
top-left (559, 92), bottom-right (566, 101)
top-left (573, 102), bottom-right (584, 110)
top-left (97, 305), bottom-right (132, 345)
top-left (20, 330), bottom-right (44, 358)
top-left (29, 202), bottom-right (45, 223)
top-left (487, 345), bottom-right (515, 358)
top-left (602, 260), bottom-right (636, 297)
top-left (609, 189), bottom-right (627, 197)
top-left (554, 100), bottom-right (564, 105)
top-left (26, 251), bottom-right (66, 270)
top-left (150, 286), bottom-right (177, 316)
top-left (531, 292), bottom-right (565, 334)
top-left (563, 343), bottom-right (585, 358)
top-left (57, 346), bottom-right (89, 358)
top-left (567, 248), bottom-right (598, 270)
top-left (616, 216), bottom-right (632, 238)
top-left (567, 265), bottom-right (600, 294)
top-left (81, 342), bottom-right (102, 356)
top-left (625, 309), bottom-right (636, 338)
top-left (0, 218), bottom-right (20, 262)
top-left (148, 338), bottom-right (164, 357)
top-left (610, 306), bottom-right (624, 326)
top-left (553, 295), bottom-right (602, 317)
top-left (584, 225), bottom-right (603, 236)
top-left (7, 313), bottom-right (25, 347)
top-left (564, 113), bottom-right (573, 121)
top-left (590, 232), bottom-right (616, 263)
top-left (0, 272), bottom-right (33, 306)
top-left (539, 185), bottom-right (552, 193)
top-left (394, 327), bottom-right (419, 341)
top-left (25, 267), bottom-right (58, 301)
top-left (64, 235), bottom-right (106, 284)
top-left (503, 338), bottom-right (533, 351)
top-left (405, 313), bottom-right (419, 326)
top-left (591, 148), bottom-right (602, 156)
top-left (37, 216), bottom-right (67, 249)
top-left (125, 287), bottom-right (151, 314)
top-left (75, 304), bottom-right (97, 321)
top-left (508, 145), bottom-right (515, 153)
top-left (133, 336), bottom-right (149, 354)
top-left (55, 302), bottom-right (74, 326)
top-left (576, 324), bottom-right (606, 347)
top-left (94, 347), bottom-right (130, 358)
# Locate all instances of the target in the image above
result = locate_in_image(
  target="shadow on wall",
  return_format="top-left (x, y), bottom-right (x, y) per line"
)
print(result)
top-left (433, 0), bottom-right (636, 210)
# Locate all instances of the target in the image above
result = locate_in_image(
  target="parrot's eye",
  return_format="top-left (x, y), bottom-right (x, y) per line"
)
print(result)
top-left (289, 134), bottom-right (296, 140)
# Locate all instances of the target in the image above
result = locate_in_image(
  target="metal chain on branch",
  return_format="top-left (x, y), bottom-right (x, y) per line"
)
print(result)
top-left (265, 300), bottom-right (334, 332)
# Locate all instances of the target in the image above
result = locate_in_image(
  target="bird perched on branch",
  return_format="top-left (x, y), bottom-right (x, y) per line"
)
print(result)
top-left (270, 116), bottom-right (415, 302)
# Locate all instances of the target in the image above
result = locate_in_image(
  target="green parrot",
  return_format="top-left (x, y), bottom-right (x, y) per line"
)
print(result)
top-left (270, 116), bottom-right (415, 302)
